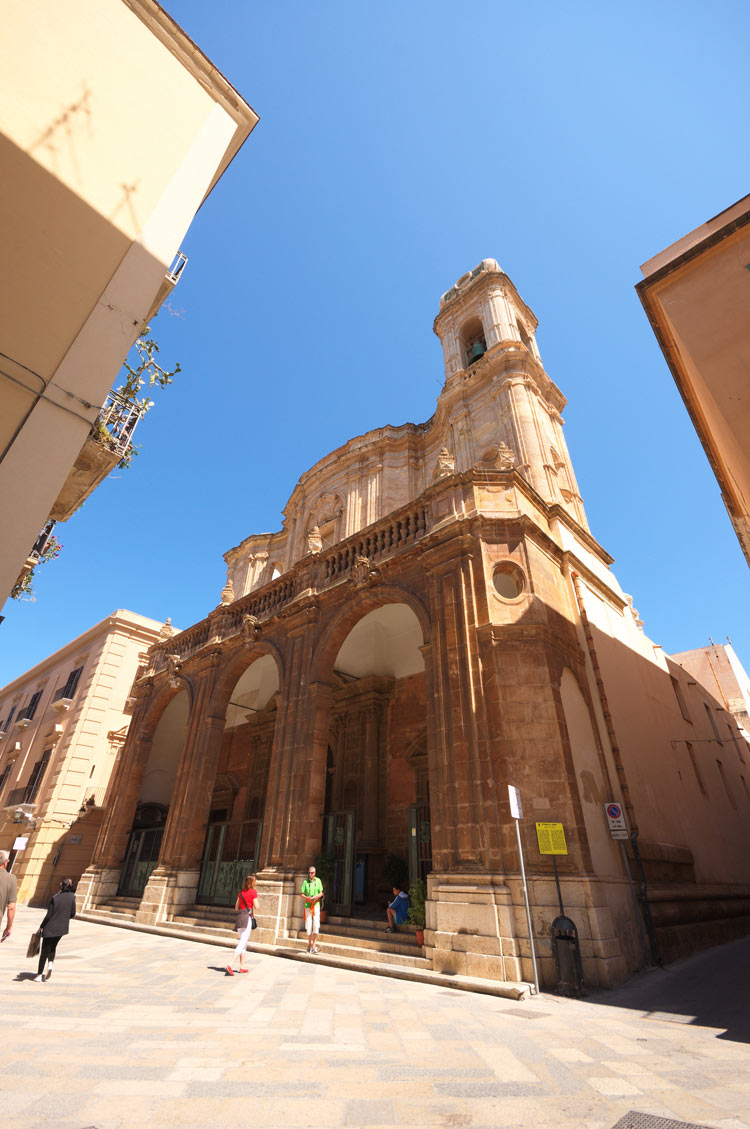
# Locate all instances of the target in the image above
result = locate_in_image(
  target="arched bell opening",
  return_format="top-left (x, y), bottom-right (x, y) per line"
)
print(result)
top-left (460, 316), bottom-right (487, 368)
top-left (118, 690), bottom-right (189, 897)
top-left (321, 602), bottom-right (430, 917)
top-left (197, 654), bottom-right (280, 906)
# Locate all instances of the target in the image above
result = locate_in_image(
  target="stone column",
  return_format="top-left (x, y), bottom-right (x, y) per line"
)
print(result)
top-left (255, 611), bottom-right (330, 940)
top-left (423, 535), bottom-right (517, 981)
top-left (77, 687), bottom-right (158, 910)
top-left (136, 651), bottom-right (224, 924)
top-left (261, 613), bottom-right (328, 870)
top-left (361, 705), bottom-right (380, 847)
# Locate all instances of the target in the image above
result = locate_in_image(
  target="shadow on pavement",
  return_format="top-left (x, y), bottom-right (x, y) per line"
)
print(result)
top-left (587, 934), bottom-right (750, 1045)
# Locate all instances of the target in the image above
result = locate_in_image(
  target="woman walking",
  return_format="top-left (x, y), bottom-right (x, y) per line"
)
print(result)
top-left (34, 877), bottom-right (76, 982)
top-left (226, 874), bottom-right (258, 976)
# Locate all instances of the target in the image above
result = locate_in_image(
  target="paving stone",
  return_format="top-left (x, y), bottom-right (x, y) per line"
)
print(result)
top-left (2, 909), bottom-right (750, 1129)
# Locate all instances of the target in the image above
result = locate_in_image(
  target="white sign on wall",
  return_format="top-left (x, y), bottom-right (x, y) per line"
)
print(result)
top-left (508, 785), bottom-right (523, 820)
top-left (12, 837), bottom-right (28, 850)
top-left (604, 802), bottom-right (628, 840)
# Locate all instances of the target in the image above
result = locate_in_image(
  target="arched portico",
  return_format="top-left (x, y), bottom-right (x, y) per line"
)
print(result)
top-left (195, 653), bottom-right (281, 905)
top-left (311, 599), bottom-right (432, 916)
top-left (118, 688), bottom-right (190, 896)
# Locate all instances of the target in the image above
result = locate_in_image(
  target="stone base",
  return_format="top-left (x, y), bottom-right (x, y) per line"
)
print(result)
top-left (76, 866), bottom-right (121, 912)
top-left (136, 867), bottom-right (200, 925)
top-left (254, 869), bottom-right (299, 943)
top-left (427, 870), bottom-right (640, 991)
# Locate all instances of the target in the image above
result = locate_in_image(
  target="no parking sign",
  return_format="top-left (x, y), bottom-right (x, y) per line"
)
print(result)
top-left (604, 802), bottom-right (628, 839)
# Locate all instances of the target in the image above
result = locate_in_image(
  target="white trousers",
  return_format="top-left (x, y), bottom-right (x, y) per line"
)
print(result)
top-left (233, 917), bottom-right (253, 958)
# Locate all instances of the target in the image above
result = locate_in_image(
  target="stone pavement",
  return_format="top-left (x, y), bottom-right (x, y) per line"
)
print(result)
top-left (1, 905), bottom-right (749, 1129)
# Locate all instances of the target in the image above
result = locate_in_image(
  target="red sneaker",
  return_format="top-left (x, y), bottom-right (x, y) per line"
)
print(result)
top-left (226, 965), bottom-right (234, 976)
top-left (238, 968), bottom-right (249, 973)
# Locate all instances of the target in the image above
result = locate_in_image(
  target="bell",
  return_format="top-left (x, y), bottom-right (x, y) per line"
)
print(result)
top-left (469, 338), bottom-right (486, 364)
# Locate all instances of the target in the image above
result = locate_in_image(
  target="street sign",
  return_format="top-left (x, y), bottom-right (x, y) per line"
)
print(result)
top-left (12, 836), bottom-right (28, 850)
top-left (604, 802), bottom-right (628, 840)
top-left (536, 822), bottom-right (567, 855)
top-left (508, 784), bottom-right (523, 820)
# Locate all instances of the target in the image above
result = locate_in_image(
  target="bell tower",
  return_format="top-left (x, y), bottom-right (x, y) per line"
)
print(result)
top-left (433, 259), bottom-right (588, 529)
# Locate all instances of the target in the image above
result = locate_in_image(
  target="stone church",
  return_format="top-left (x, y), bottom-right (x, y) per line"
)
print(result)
top-left (79, 260), bottom-right (750, 988)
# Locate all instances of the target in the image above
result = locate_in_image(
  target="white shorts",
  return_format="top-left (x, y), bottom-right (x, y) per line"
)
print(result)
top-left (304, 904), bottom-right (320, 935)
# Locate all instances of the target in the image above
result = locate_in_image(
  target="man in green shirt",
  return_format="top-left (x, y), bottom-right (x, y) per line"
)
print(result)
top-left (300, 865), bottom-right (323, 954)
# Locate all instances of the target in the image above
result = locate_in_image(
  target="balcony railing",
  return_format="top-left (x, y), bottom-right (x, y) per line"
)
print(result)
top-left (148, 500), bottom-right (434, 676)
top-left (92, 391), bottom-right (146, 457)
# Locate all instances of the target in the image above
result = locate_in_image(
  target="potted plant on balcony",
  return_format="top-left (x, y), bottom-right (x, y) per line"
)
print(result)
top-left (407, 876), bottom-right (426, 946)
top-left (314, 850), bottom-right (336, 924)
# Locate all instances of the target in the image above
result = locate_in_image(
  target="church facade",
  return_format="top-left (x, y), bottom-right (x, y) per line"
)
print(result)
top-left (79, 261), bottom-right (750, 988)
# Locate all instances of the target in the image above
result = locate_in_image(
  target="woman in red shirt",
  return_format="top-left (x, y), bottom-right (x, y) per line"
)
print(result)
top-left (226, 874), bottom-right (258, 975)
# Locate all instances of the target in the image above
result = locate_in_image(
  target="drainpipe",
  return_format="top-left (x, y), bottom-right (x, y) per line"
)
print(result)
top-left (570, 570), bottom-right (661, 966)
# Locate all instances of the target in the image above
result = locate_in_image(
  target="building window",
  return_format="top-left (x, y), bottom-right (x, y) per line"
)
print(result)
top-left (53, 666), bottom-right (83, 702)
top-left (670, 676), bottom-right (691, 723)
top-left (492, 561), bottom-right (526, 601)
top-left (704, 703), bottom-right (722, 743)
top-left (716, 760), bottom-right (737, 809)
top-left (24, 749), bottom-right (51, 803)
top-left (0, 706), bottom-right (15, 732)
top-left (0, 764), bottom-right (11, 799)
top-left (727, 721), bottom-right (746, 764)
top-left (686, 741), bottom-right (707, 796)
top-left (17, 690), bottom-right (42, 722)
top-left (460, 317), bottom-right (487, 368)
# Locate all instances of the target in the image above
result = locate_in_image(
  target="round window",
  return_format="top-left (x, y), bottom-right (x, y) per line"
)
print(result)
top-left (492, 563), bottom-right (525, 601)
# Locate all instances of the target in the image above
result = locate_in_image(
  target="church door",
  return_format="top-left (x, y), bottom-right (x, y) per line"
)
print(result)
top-left (322, 810), bottom-right (355, 915)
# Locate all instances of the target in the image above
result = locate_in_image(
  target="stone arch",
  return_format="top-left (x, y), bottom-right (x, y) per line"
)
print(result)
top-left (195, 648), bottom-right (283, 906)
top-left (209, 641), bottom-right (285, 724)
top-left (138, 679), bottom-right (194, 744)
top-left (315, 587), bottom-right (432, 913)
top-left (559, 667), bottom-right (615, 876)
top-left (311, 583), bottom-right (431, 684)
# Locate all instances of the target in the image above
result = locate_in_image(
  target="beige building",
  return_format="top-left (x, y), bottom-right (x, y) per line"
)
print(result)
top-left (79, 261), bottom-right (750, 990)
top-left (0, 0), bottom-right (258, 604)
top-left (0, 610), bottom-right (171, 905)
top-left (637, 196), bottom-right (750, 566)
top-left (673, 642), bottom-right (750, 741)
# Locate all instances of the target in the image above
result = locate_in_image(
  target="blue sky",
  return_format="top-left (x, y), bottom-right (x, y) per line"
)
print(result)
top-left (2, 0), bottom-right (748, 686)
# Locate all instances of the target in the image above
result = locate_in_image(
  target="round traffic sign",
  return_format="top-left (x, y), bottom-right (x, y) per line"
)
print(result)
top-left (606, 803), bottom-right (621, 819)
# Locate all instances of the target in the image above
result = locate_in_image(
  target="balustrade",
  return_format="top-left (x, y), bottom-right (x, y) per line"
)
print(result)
top-left (322, 504), bottom-right (429, 583)
top-left (148, 502), bottom-right (431, 673)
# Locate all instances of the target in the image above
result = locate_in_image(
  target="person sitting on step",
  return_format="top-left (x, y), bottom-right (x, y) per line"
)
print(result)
top-left (386, 885), bottom-right (409, 933)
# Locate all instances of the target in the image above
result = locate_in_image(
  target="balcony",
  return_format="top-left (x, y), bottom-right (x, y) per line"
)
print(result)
top-left (49, 391), bottom-right (146, 521)
top-left (142, 250), bottom-right (189, 329)
top-left (7, 787), bottom-right (32, 807)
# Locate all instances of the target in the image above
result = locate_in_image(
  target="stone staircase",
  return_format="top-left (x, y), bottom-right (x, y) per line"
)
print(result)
top-left (284, 914), bottom-right (430, 969)
top-left (167, 905), bottom-right (431, 971)
top-left (85, 894), bottom-right (140, 923)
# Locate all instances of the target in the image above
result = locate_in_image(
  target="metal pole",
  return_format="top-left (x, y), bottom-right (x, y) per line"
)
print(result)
top-left (630, 830), bottom-right (662, 965)
top-left (552, 855), bottom-right (565, 917)
top-left (514, 817), bottom-right (540, 994)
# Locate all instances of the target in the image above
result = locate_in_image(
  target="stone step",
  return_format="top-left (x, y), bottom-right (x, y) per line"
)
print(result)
top-left (293, 927), bottom-right (420, 958)
top-left (170, 917), bottom-right (235, 939)
top-left (97, 896), bottom-right (141, 912)
top-left (280, 936), bottom-right (431, 969)
top-left (82, 907), bottom-right (136, 924)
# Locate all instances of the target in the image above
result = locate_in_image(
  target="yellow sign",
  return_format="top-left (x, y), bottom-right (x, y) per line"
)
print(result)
top-left (535, 822), bottom-right (567, 855)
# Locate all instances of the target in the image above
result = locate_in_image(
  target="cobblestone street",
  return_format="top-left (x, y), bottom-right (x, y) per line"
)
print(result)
top-left (2, 907), bottom-right (749, 1129)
